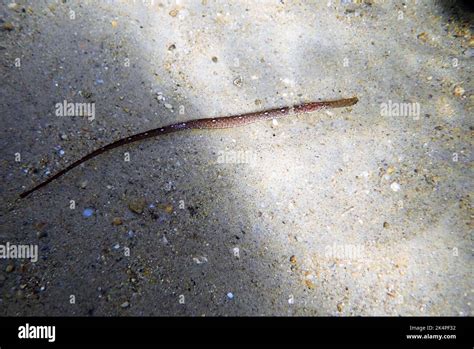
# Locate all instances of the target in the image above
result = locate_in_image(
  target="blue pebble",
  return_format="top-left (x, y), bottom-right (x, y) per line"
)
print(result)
top-left (83, 208), bottom-right (94, 218)
top-left (227, 292), bottom-right (234, 300)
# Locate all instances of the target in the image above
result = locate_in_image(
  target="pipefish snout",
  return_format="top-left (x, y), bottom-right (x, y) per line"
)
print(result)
top-left (19, 96), bottom-right (358, 198)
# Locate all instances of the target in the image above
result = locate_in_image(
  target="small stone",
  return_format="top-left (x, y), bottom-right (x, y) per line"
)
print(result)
top-left (164, 103), bottom-right (173, 109)
top-left (193, 256), bottom-right (208, 264)
top-left (82, 208), bottom-right (94, 218)
top-left (468, 38), bottom-right (474, 48)
top-left (128, 198), bottom-right (146, 214)
top-left (78, 180), bottom-right (88, 189)
top-left (168, 44), bottom-right (176, 51)
top-left (305, 279), bottom-right (315, 290)
top-left (337, 302), bottom-right (344, 312)
top-left (111, 20), bottom-right (118, 28)
top-left (383, 222), bottom-right (390, 229)
top-left (169, 9), bottom-right (179, 17)
top-left (417, 32), bottom-right (428, 42)
top-left (112, 217), bottom-right (123, 226)
top-left (60, 133), bottom-right (68, 140)
top-left (2, 22), bottom-right (14, 31)
top-left (164, 204), bottom-right (173, 214)
top-left (226, 292), bottom-right (234, 300)
top-left (233, 76), bottom-right (243, 87)
top-left (390, 182), bottom-right (401, 192)
top-left (289, 255), bottom-right (297, 265)
top-left (120, 301), bottom-right (130, 308)
top-left (8, 3), bottom-right (19, 10)
top-left (6, 264), bottom-right (14, 273)
top-left (211, 56), bottom-right (218, 63)
top-left (453, 85), bottom-right (465, 97)
top-left (36, 231), bottom-right (47, 239)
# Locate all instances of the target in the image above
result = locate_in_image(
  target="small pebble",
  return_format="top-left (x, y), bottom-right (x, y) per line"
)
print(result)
top-left (226, 292), bottom-right (234, 300)
top-left (112, 217), bottom-right (123, 226)
top-left (82, 208), bottom-right (94, 218)
top-left (290, 255), bottom-right (297, 265)
top-left (417, 32), bottom-right (428, 42)
top-left (164, 103), bottom-right (173, 110)
top-left (193, 256), bottom-right (208, 264)
top-left (337, 302), bottom-right (344, 312)
top-left (390, 182), bottom-right (401, 192)
top-left (8, 3), bottom-right (19, 10)
top-left (453, 85), bottom-right (465, 97)
top-left (233, 76), bottom-right (243, 87)
top-left (120, 301), bottom-right (130, 308)
top-left (128, 198), bottom-right (146, 214)
top-left (2, 22), bottom-right (14, 31)
top-left (36, 231), bottom-right (48, 239)
top-left (78, 180), bottom-right (88, 189)
top-left (5, 264), bottom-right (14, 273)
top-left (305, 279), bottom-right (315, 289)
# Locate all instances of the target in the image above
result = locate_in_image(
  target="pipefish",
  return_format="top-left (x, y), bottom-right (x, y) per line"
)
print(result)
top-left (19, 96), bottom-right (358, 198)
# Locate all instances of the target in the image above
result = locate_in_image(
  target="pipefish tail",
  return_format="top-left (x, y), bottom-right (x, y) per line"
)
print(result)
top-left (19, 96), bottom-right (358, 198)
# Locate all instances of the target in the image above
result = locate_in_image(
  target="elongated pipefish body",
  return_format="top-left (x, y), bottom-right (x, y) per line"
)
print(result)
top-left (19, 96), bottom-right (358, 198)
